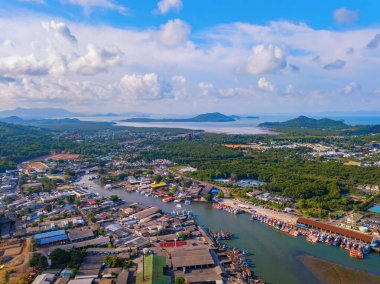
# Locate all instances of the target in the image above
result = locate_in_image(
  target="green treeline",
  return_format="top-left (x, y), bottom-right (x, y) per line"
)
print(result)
top-left (138, 138), bottom-right (380, 217)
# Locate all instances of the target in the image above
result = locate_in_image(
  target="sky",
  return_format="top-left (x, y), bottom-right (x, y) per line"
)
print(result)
top-left (0, 0), bottom-right (380, 115)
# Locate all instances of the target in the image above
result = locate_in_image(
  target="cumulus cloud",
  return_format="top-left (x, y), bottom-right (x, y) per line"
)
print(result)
top-left (0, 54), bottom-right (48, 76)
top-left (156, 0), bottom-right (182, 15)
top-left (198, 83), bottom-right (240, 98)
top-left (343, 82), bottom-right (360, 94)
top-left (367, 34), bottom-right (380, 49)
top-left (217, 88), bottom-right (241, 98)
top-left (42, 21), bottom-right (77, 44)
top-left (1, 16), bottom-right (380, 112)
top-left (257, 77), bottom-right (276, 92)
top-left (69, 44), bottom-right (123, 75)
top-left (65, 0), bottom-right (128, 15)
top-left (158, 19), bottom-right (190, 47)
top-left (171, 75), bottom-right (187, 99)
top-left (172, 75), bottom-right (186, 84)
top-left (120, 73), bottom-right (172, 100)
top-left (246, 44), bottom-right (286, 75)
top-left (199, 82), bottom-right (215, 96)
top-left (323, 59), bottom-right (346, 70)
top-left (333, 7), bottom-right (359, 24)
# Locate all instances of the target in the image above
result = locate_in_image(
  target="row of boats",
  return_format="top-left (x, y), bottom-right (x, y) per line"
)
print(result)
top-left (217, 244), bottom-right (264, 284)
top-left (251, 214), bottom-right (373, 259)
top-left (210, 231), bottom-right (234, 240)
top-left (306, 230), bottom-right (371, 259)
top-left (213, 203), bottom-right (242, 215)
top-left (226, 248), bottom-right (252, 280)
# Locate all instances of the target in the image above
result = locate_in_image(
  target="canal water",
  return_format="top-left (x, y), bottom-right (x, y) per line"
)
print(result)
top-left (79, 178), bottom-right (380, 284)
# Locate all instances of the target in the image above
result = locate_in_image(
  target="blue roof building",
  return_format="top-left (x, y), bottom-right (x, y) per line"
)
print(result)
top-left (34, 230), bottom-right (68, 246)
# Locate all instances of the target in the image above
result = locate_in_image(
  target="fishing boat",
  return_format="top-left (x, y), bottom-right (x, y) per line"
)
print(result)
top-left (289, 229), bottom-right (300, 237)
top-left (163, 197), bottom-right (175, 203)
top-left (349, 249), bottom-right (364, 259)
top-left (211, 231), bottom-right (233, 240)
top-left (362, 245), bottom-right (371, 254)
top-left (306, 233), bottom-right (319, 243)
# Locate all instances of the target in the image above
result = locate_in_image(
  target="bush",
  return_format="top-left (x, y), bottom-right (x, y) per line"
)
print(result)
top-left (30, 253), bottom-right (48, 270)
top-left (174, 276), bottom-right (185, 284)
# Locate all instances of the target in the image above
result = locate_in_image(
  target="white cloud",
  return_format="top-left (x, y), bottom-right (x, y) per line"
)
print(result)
top-left (1, 16), bottom-right (380, 113)
top-left (343, 82), bottom-right (360, 94)
top-left (0, 54), bottom-right (48, 76)
top-left (42, 21), bottom-right (77, 44)
top-left (257, 77), bottom-right (276, 92)
top-left (198, 83), bottom-right (255, 99)
top-left (217, 88), bottom-right (240, 98)
top-left (333, 8), bottom-right (359, 24)
top-left (171, 75), bottom-right (187, 99)
top-left (69, 44), bottom-right (123, 75)
top-left (199, 82), bottom-right (215, 96)
top-left (120, 73), bottom-right (172, 100)
top-left (156, 0), bottom-right (182, 14)
top-left (172, 75), bottom-right (186, 84)
top-left (246, 44), bottom-right (287, 75)
top-left (65, 0), bottom-right (128, 15)
top-left (158, 19), bottom-right (190, 47)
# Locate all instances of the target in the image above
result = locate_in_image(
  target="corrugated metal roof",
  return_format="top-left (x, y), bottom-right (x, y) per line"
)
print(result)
top-left (34, 230), bottom-right (66, 240)
top-left (36, 234), bottom-right (68, 245)
top-left (136, 254), bottom-right (170, 284)
top-left (297, 217), bottom-right (373, 242)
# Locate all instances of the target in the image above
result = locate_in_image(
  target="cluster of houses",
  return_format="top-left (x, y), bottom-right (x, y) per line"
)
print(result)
top-left (28, 197), bottom-right (225, 284)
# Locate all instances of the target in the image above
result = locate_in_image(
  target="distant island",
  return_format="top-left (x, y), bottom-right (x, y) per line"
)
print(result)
top-left (121, 112), bottom-right (236, 123)
top-left (259, 116), bottom-right (348, 130)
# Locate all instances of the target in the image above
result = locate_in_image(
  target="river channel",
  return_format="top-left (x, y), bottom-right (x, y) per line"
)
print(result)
top-left (77, 176), bottom-right (380, 284)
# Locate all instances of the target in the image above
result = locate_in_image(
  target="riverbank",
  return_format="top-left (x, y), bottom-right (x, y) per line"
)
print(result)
top-left (299, 255), bottom-right (380, 284)
top-left (79, 176), bottom-right (380, 284)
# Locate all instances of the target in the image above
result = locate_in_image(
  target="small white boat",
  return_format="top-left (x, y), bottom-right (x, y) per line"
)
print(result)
top-left (175, 204), bottom-right (182, 208)
top-left (184, 200), bottom-right (191, 205)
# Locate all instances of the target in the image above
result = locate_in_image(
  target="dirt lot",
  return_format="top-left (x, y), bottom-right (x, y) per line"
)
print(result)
top-left (1, 238), bottom-right (33, 284)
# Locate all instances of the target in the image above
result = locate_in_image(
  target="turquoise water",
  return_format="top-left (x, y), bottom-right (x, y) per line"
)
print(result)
top-left (80, 178), bottom-right (380, 284)
top-left (369, 205), bottom-right (380, 214)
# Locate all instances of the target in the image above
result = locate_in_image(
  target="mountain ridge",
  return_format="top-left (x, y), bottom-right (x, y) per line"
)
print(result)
top-left (259, 115), bottom-right (348, 129)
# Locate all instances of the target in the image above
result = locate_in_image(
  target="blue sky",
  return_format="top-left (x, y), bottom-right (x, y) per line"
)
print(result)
top-left (0, 0), bottom-right (380, 114)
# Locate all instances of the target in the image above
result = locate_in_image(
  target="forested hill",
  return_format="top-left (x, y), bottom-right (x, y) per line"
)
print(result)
top-left (259, 116), bottom-right (348, 130)
top-left (0, 122), bottom-right (55, 171)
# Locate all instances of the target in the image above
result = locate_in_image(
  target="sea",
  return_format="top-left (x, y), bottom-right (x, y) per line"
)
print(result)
top-left (78, 115), bottom-right (380, 135)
